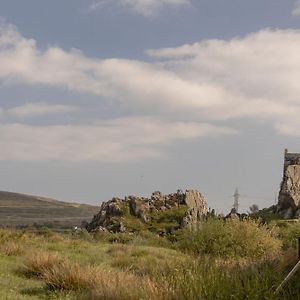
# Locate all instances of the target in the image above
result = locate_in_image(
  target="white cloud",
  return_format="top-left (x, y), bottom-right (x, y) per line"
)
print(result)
top-left (6, 102), bottom-right (78, 117)
top-left (88, 0), bottom-right (190, 16)
top-left (0, 118), bottom-right (236, 162)
top-left (2, 23), bottom-right (300, 161)
top-left (146, 29), bottom-right (300, 124)
top-left (292, 0), bottom-right (300, 16)
top-left (1, 24), bottom-right (300, 126)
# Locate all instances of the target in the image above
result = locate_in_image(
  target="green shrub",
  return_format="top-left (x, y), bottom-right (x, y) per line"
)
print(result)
top-left (277, 221), bottom-right (300, 249)
top-left (176, 219), bottom-right (281, 259)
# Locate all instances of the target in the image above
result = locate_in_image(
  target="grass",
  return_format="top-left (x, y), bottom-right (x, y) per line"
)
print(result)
top-left (103, 201), bottom-right (189, 233)
top-left (0, 219), bottom-right (300, 299)
top-left (176, 218), bottom-right (281, 259)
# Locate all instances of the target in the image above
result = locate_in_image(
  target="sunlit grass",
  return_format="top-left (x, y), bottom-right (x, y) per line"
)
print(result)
top-left (0, 219), bottom-right (300, 299)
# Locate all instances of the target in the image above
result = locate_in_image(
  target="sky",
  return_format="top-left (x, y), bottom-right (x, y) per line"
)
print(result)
top-left (1, 0), bottom-right (300, 212)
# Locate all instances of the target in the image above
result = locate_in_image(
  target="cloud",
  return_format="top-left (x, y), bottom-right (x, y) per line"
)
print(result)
top-left (146, 29), bottom-right (300, 125)
top-left (292, 0), bottom-right (300, 16)
top-left (0, 118), bottom-right (236, 162)
top-left (1, 24), bottom-right (300, 126)
top-left (2, 23), bottom-right (300, 161)
top-left (88, 0), bottom-right (190, 16)
top-left (6, 102), bottom-right (78, 117)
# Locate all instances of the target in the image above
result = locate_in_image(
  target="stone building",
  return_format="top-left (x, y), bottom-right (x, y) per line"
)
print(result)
top-left (283, 148), bottom-right (300, 174)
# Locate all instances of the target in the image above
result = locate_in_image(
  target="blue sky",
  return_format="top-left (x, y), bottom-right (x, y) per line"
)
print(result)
top-left (1, 0), bottom-right (300, 212)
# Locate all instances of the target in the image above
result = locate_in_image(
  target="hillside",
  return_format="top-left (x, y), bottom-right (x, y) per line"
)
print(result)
top-left (0, 191), bottom-right (99, 228)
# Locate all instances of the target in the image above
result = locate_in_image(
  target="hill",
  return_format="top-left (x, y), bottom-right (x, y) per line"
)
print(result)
top-left (0, 191), bottom-right (99, 228)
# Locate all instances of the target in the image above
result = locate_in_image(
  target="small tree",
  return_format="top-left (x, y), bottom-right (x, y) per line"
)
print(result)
top-left (248, 204), bottom-right (259, 214)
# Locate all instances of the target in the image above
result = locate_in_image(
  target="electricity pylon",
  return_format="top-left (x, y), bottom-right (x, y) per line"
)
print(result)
top-left (233, 188), bottom-right (240, 212)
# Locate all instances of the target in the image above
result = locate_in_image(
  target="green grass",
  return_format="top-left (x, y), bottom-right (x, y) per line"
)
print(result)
top-left (119, 204), bottom-right (188, 233)
top-left (176, 218), bottom-right (281, 259)
top-left (0, 219), bottom-right (300, 299)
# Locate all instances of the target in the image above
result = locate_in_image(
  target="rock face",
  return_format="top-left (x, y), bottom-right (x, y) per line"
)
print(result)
top-left (86, 190), bottom-right (208, 233)
top-left (277, 149), bottom-right (300, 219)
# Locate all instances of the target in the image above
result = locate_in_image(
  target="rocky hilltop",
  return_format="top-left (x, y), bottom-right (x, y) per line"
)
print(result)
top-left (277, 150), bottom-right (300, 219)
top-left (86, 190), bottom-right (208, 234)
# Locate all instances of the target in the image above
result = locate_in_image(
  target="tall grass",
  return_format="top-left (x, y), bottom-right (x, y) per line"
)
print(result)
top-left (176, 219), bottom-right (281, 259)
top-left (19, 249), bottom-right (167, 299)
top-left (2, 219), bottom-right (300, 299)
top-left (0, 241), bottom-right (24, 256)
top-left (19, 251), bottom-right (62, 278)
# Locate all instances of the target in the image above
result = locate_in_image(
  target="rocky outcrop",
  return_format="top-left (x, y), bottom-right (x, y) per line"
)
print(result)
top-left (86, 190), bottom-right (208, 233)
top-left (278, 165), bottom-right (300, 219)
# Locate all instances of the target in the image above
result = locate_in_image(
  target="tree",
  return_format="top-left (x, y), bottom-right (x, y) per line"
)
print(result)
top-left (248, 204), bottom-right (259, 214)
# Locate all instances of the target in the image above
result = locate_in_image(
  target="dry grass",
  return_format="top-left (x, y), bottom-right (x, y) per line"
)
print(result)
top-left (17, 249), bottom-right (170, 299)
top-left (43, 261), bottom-right (169, 299)
top-left (43, 260), bottom-right (100, 290)
top-left (19, 251), bottom-right (62, 278)
top-left (0, 241), bottom-right (24, 256)
top-left (83, 272), bottom-right (171, 300)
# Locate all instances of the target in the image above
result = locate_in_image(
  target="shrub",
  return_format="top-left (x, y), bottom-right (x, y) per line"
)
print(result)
top-left (176, 219), bottom-right (281, 259)
top-left (277, 221), bottom-right (300, 249)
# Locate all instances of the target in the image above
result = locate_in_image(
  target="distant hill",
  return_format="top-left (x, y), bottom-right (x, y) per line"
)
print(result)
top-left (0, 191), bottom-right (99, 228)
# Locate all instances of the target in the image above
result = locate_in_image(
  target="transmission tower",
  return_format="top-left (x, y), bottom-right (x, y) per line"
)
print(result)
top-left (233, 188), bottom-right (240, 212)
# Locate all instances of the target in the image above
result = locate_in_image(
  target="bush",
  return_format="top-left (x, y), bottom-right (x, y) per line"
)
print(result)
top-left (277, 221), bottom-right (300, 250)
top-left (176, 219), bottom-right (281, 259)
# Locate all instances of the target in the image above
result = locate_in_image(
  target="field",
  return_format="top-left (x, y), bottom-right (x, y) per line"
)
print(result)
top-left (0, 191), bottom-right (99, 228)
top-left (1, 219), bottom-right (300, 299)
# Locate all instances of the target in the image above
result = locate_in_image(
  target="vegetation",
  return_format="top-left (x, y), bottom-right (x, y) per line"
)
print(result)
top-left (118, 203), bottom-right (188, 233)
top-left (1, 218), bottom-right (300, 299)
top-left (176, 219), bottom-right (281, 259)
